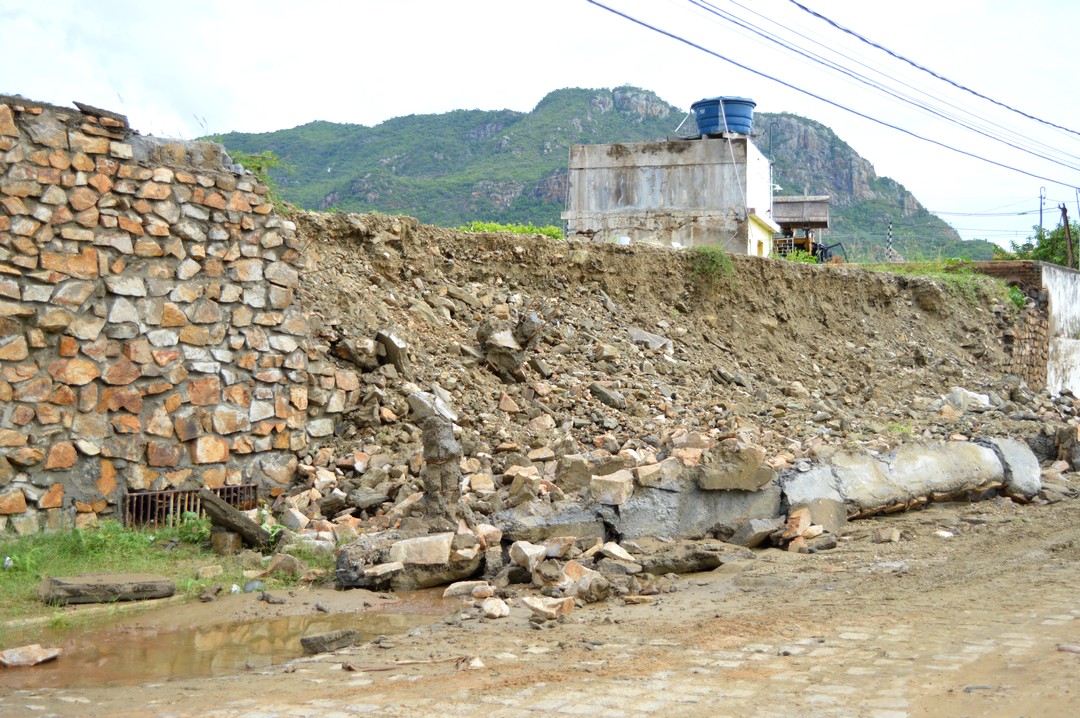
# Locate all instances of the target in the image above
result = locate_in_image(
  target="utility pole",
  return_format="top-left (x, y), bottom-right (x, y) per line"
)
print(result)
top-left (1062, 204), bottom-right (1074, 270)
top-left (886, 221), bottom-right (893, 261)
top-left (1040, 187), bottom-right (1046, 234)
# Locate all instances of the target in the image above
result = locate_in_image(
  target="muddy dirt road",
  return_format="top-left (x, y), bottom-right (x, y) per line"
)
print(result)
top-left (4, 492), bottom-right (1078, 717)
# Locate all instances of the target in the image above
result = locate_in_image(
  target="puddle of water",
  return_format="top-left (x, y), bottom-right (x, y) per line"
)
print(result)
top-left (0, 601), bottom-right (444, 690)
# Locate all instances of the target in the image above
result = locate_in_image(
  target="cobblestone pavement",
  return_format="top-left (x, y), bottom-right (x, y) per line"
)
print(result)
top-left (191, 569), bottom-right (1078, 718)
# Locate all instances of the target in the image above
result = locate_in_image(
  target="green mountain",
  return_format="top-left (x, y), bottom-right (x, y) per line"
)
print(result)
top-left (217, 86), bottom-right (997, 261)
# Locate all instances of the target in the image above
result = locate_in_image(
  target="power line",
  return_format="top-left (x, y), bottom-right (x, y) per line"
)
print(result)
top-left (714, 0), bottom-right (1080, 168)
top-left (688, 0), bottom-right (1080, 172)
top-left (787, 0), bottom-right (1080, 140)
top-left (584, 0), bottom-right (1078, 187)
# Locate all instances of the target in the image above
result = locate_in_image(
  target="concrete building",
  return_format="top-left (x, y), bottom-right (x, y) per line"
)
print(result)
top-left (561, 133), bottom-right (780, 256)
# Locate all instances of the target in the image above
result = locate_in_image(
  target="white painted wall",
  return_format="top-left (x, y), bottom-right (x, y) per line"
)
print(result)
top-left (1042, 264), bottom-right (1080, 394)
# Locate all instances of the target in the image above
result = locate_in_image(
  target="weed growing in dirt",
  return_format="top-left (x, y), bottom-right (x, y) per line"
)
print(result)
top-left (459, 221), bottom-right (563, 239)
top-left (1008, 285), bottom-right (1026, 310)
top-left (886, 422), bottom-right (914, 437)
top-left (689, 246), bottom-right (734, 288)
top-left (860, 260), bottom-right (1014, 308)
top-left (229, 149), bottom-right (291, 214)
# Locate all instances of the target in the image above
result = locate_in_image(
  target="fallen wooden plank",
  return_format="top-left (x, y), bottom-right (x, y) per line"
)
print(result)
top-left (198, 488), bottom-right (274, 551)
top-left (38, 573), bottom-right (175, 605)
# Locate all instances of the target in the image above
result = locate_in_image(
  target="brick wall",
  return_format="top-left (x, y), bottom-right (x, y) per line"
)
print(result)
top-left (0, 97), bottom-right (348, 535)
top-left (970, 260), bottom-right (1049, 388)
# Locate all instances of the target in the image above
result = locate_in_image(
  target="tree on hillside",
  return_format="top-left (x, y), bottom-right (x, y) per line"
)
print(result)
top-left (998, 220), bottom-right (1079, 268)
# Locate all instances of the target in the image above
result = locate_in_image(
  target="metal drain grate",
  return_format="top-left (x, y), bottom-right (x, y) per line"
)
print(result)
top-left (124, 485), bottom-right (258, 528)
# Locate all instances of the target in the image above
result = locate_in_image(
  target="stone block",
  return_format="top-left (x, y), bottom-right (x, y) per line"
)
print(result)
top-left (0, 487), bottom-right (27, 514)
top-left (591, 469), bottom-right (634, 505)
top-left (696, 441), bottom-right (774, 492)
top-left (190, 436), bottom-right (229, 464)
top-left (387, 532), bottom-right (454, 565)
top-left (729, 517), bottom-right (783, 548)
top-left (509, 540), bottom-right (547, 572)
top-left (44, 442), bottom-right (76, 470)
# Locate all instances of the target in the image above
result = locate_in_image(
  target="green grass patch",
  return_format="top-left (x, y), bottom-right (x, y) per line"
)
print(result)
top-left (459, 221), bottom-right (563, 239)
top-left (0, 519), bottom-right (332, 647)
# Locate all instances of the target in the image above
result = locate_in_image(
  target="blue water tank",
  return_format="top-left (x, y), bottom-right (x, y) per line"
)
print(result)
top-left (691, 96), bottom-right (756, 135)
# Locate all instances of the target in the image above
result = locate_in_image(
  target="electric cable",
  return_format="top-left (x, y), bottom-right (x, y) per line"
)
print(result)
top-left (584, 0), bottom-right (1078, 187)
top-left (696, 0), bottom-right (1080, 169)
top-left (787, 0), bottom-right (1080, 139)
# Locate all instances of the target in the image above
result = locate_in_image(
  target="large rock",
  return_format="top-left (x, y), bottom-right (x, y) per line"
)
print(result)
top-left (631, 537), bottom-right (755, 574)
top-left (300, 629), bottom-right (362, 654)
top-left (0, 644), bottom-right (62, 667)
top-left (634, 457), bottom-right (690, 492)
top-left (782, 466), bottom-right (849, 532)
top-left (591, 470), bottom-right (634, 505)
top-left (390, 553), bottom-right (481, 591)
top-left (509, 540), bottom-right (547, 572)
top-left (729, 517), bottom-right (784, 548)
top-left (337, 531), bottom-right (481, 591)
top-left (695, 441), bottom-right (775, 492)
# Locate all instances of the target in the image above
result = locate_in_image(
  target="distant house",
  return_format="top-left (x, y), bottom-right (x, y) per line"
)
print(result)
top-left (561, 134), bottom-right (780, 256)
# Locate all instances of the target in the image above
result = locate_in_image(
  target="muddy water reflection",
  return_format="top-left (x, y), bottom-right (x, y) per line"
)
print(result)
top-left (0, 609), bottom-right (434, 690)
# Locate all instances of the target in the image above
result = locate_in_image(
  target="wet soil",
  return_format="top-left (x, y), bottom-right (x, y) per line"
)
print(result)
top-left (4, 494), bottom-right (1078, 717)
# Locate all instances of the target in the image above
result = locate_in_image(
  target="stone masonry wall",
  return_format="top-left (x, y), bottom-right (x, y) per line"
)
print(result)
top-left (0, 97), bottom-right (336, 535)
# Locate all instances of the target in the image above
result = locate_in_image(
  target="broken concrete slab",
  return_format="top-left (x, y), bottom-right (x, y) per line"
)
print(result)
top-left (38, 573), bottom-right (176, 605)
top-left (986, 437), bottom-right (1041, 500)
top-left (609, 481), bottom-right (782, 540)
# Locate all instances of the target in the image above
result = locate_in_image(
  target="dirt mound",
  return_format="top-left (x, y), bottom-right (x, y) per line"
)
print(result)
top-left (289, 211), bottom-right (1058, 483)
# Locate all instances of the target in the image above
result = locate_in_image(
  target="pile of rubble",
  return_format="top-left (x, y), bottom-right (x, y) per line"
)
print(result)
top-left (234, 212), bottom-right (1080, 601)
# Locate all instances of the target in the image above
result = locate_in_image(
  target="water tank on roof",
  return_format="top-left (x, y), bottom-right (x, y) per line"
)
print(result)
top-left (691, 96), bottom-right (756, 135)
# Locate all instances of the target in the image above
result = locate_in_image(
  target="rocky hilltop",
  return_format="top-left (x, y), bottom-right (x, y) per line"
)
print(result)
top-left (217, 87), bottom-right (993, 260)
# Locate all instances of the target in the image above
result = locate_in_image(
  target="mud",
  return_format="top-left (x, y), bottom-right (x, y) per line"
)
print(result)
top-left (0, 588), bottom-right (449, 691)
top-left (4, 493), bottom-right (1079, 716)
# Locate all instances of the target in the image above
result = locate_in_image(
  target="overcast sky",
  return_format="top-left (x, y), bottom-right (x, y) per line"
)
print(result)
top-left (4, 0), bottom-right (1079, 248)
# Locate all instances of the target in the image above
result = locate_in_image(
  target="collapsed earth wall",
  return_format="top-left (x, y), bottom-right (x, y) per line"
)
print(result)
top-left (0, 98), bottom-right (1064, 537)
top-left (0, 98), bottom-right (361, 535)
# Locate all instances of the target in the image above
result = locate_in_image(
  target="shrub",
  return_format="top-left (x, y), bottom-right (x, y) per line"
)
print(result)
top-left (688, 246), bottom-right (734, 285)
